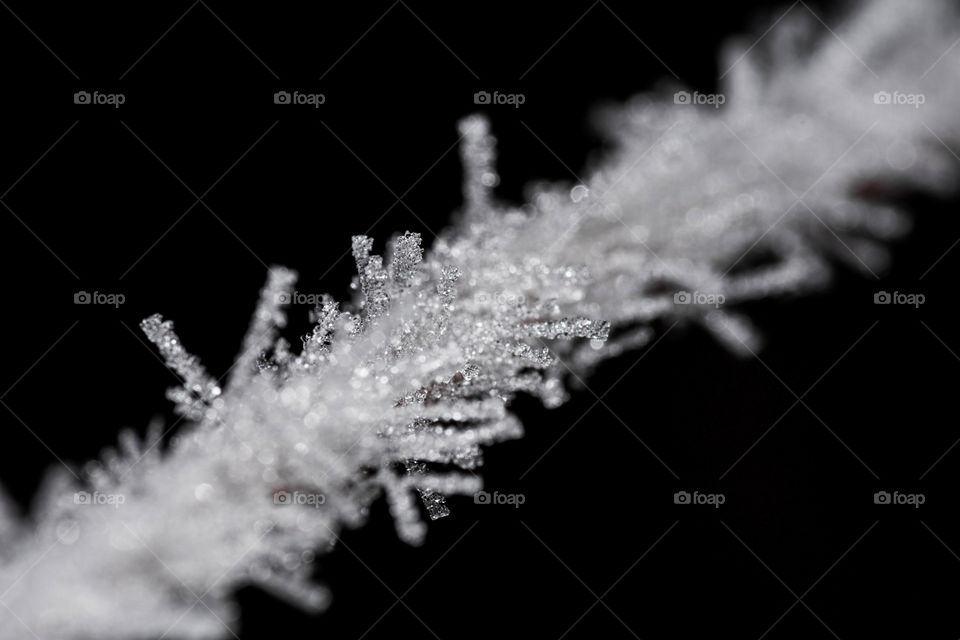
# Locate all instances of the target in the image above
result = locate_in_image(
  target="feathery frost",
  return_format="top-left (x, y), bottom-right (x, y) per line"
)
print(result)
top-left (1, 1), bottom-right (959, 637)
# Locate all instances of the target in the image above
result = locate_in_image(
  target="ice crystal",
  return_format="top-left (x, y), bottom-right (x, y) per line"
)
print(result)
top-left (1, 1), bottom-right (959, 637)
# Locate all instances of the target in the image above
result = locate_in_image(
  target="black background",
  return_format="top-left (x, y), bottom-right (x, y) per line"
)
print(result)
top-left (2, 1), bottom-right (960, 638)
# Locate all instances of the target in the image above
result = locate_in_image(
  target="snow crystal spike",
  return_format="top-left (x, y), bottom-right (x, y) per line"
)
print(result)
top-left (140, 313), bottom-right (221, 421)
top-left (229, 266), bottom-right (297, 389)
top-left (459, 114), bottom-right (498, 218)
top-left (352, 235), bottom-right (390, 321)
top-left (390, 231), bottom-right (423, 289)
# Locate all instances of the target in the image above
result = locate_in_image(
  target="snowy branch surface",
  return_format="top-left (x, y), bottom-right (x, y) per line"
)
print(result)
top-left (2, 1), bottom-right (959, 637)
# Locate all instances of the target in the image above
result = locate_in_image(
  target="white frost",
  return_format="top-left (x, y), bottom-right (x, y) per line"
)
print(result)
top-left (1, 1), bottom-right (958, 637)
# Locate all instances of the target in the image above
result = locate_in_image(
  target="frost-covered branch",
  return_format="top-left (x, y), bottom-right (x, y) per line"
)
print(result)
top-left (1, 1), bottom-right (959, 637)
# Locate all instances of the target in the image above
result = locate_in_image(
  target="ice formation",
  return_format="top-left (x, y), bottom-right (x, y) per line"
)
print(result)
top-left (1, 0), bottom-right (958, 637)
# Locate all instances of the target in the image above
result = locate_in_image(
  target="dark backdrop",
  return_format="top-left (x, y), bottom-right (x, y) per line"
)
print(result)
top-left (1, 1), bottom-right (959, 638)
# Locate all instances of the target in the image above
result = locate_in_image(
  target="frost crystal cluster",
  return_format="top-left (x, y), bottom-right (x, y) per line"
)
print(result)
top-left (2, 1), bottom-right (959, 637)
